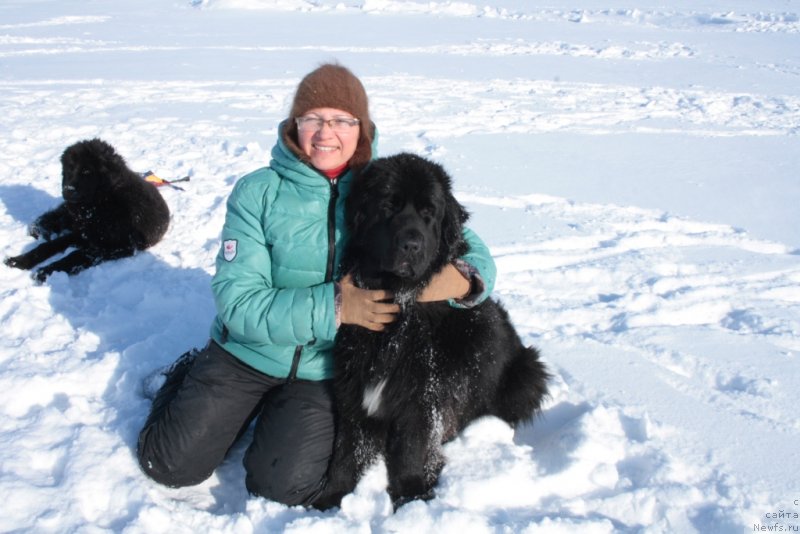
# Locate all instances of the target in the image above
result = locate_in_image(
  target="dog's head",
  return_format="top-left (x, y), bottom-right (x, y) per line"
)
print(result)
top-left (60, 138), bottom-right (126, 204)
top-left (343, 153), bottom-right (469, 291)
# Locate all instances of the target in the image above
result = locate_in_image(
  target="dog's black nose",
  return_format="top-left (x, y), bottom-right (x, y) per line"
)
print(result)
top-left (397, 229), bottom-right (423, 255)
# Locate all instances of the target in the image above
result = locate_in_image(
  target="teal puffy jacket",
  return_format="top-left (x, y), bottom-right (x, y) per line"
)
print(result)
top-left (210, 127), bottom-right (496, 381)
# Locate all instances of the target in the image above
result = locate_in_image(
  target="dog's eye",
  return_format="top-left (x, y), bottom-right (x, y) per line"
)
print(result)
top-left (419, 206), bottom-right (436, 223)
top-left (380, 196), bottom-right (403, 216)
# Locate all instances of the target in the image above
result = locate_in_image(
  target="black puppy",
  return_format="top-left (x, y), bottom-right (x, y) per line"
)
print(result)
top-left (5, 138), bottom-right (170, 282)
top-left (316, 153), bottom-right (550, 510)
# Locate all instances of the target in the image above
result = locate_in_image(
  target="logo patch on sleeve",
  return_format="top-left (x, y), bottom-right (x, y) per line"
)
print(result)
top-left (223, 239), bottom-right (238, 262)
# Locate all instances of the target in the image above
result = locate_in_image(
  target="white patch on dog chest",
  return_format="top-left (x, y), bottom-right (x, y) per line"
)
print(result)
top-left (362, 379), bottom-right (387, 417)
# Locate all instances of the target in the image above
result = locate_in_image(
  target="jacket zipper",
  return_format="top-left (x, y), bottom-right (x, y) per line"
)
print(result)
top-left (324, 177), bottom-right (339, 282)
top-left (288, 177), bottom-right (339, 382)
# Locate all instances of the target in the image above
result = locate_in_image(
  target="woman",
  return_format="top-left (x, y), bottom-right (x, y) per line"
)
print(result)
top-left (137, 63), bottom-right (497, 507)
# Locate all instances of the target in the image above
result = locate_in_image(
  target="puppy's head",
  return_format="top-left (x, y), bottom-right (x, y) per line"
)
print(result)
top-left (60, 138), bottom-right (126, 203)
top-left (345, 153), bottom-right (469, 289)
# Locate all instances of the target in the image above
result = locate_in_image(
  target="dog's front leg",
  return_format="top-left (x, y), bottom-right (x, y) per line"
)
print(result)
top-left (34, 243), bottom-right (137, 282)
top-left (5, 232), bottom-right (78, 272)
top-left (33, 246), bottom-right (100, 282)
top-left (313, 420), bottom-right (376, 510)
top-left (29, 204), bottom-right (71, 239)
top-left (385, 418), bottom-right (443, 509)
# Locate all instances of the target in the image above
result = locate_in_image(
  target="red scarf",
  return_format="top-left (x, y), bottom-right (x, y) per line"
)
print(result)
top-left (322, 162), bottom-right (348, 181)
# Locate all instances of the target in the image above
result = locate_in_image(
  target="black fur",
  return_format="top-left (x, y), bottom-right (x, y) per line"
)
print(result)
top-left (315, 153), bottom-right (550, 510)
top-left (4, 139), bottom-right (170, 282)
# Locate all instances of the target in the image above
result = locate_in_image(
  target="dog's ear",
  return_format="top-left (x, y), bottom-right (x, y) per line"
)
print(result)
top-left (441, 190), bottom-right (469, 258)
top-left (346, 160), bottom-right (391, 234)
top-left (349, 207), bottom-right (367, 234)
top-left (60, 143), bottom-right (78, 173)
top-left (92, 138), bottom-right (124, 165)
top-left (427, 159), bottom-right (469, 258)
top-left (345, 172), bottom-right (369, 234)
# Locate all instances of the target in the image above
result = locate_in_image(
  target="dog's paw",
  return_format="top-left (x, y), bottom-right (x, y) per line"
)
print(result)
top-left (5, 255), bottom-right (31, 270)
top-left (391, 487), bottom-right (435, 511)
top-left (311, 490), bottom-right (346, 511)
top-left (32, 268), bottom-right (49, 284)
top-left (28, 223), bottom-right (43, 239)
top-left (29, 224), bottom-right (62, 241)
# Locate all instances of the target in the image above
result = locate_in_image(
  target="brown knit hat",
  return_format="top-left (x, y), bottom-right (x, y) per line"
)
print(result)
top-left (283, 63), bottom-right (374, 170)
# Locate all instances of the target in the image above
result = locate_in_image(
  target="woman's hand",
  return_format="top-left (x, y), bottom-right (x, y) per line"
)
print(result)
top-left (417, 263), bottom-right (471, 303)
top-left (340, 274), bottom-right (400, 331)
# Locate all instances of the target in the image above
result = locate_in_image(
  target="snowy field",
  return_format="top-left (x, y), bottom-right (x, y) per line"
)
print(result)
top-left (1, 0), bottom-right (799, 532)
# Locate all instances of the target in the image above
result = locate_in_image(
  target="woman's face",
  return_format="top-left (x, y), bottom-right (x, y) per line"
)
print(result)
top-left (297, 107), bottom-right (360, 171)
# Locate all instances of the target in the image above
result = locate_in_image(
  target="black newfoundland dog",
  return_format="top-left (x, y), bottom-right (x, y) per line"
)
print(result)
top-left (316, 153), bottom-right (550, 510)
top-left (5, 138), bottom-right (170, 282)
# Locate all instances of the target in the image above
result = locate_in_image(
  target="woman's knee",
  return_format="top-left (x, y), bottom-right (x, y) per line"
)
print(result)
top-left (243, 381), bottom-right (336, 506)
top-left (137, 423), bottom-right (214, 488)
top-left (243, 446), bottom-right (329, 506)
top-left (136, 342), bottom-right (271, 489)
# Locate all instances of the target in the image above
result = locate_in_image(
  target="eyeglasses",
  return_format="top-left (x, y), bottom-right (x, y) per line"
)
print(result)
top-left (295, 116), bottom-right (360, 134)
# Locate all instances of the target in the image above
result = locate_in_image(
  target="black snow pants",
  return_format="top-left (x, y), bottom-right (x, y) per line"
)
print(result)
top-left (137, 341), bottom-right (336, 507)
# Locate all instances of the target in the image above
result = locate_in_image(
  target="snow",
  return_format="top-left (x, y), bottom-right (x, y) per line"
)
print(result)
top-left (1, 0), bottom-right (799, 532)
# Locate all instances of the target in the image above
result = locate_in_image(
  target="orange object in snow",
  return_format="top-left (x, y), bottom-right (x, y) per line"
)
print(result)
top-left (142, 171), bottom-right (190, 191)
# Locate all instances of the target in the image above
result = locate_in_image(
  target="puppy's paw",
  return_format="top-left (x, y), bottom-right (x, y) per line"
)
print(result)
top-left (28, 223), bottom-right (43, 239)
top-left (5, 255), bottom-right (32, 270)
top-left (32, 268), bottom-right (49, 284)
top-left (28, 223), bottom-right (61, 241)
